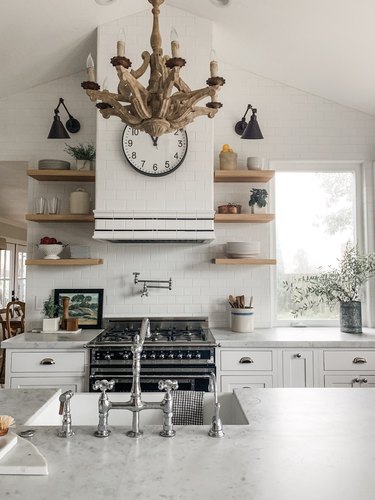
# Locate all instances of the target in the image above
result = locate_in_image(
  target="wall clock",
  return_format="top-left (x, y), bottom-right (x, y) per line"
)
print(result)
top-left (122, 126), bottom-right (188, 177)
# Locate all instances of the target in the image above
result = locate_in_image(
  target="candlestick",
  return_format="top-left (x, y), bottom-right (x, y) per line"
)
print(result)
top-left (86, 53), bottom-right (96, 82)
top-left (210, 49), bottom-right (218, 78)
top-left (170, 27), bottom-right (180, 58)
top-left (117, 28), bottom-right (126, 57)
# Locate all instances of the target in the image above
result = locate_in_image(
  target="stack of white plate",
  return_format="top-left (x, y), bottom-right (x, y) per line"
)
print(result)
top-left (38, 159), bottom-right (70, 170)
top-left (226, 241), bottom-right (260, 258)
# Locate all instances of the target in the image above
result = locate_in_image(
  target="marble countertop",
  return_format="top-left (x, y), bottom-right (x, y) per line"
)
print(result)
top-left (212, 326), bottom-right (375, 347)
top-left (0, 330), bottom-right (103, 349)
top-left (2, 387), bottom-right (375, 499)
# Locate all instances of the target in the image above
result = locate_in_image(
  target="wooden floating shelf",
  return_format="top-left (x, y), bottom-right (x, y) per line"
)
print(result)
top-left (26, 214), bottom-right (94, 223)
top-left (212, 258), bottom-right (277, 265)
top-left (26, 259), bottom-right (103, 266)
top-left (214, 213), bottom-right (275, 223)
top-left (27, 170), bottom-right (95, 182)
top-left (214, 170), bottom-right (275, 183)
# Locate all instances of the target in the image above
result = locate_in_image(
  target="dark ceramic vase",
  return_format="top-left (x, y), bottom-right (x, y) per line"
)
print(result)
top-left (340, 301), bottom-right (362, 334)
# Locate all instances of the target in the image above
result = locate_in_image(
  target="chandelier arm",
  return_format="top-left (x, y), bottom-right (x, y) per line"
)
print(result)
top-left (130, 51), bottom-right (151, 79)
top-left (170, 86), bottom-right (217, 108)
top-left (174, 77), bottom-right (191, 93)
top-left (99, 104), bottom-right (144, 126)
top-left (118, 69), bottom-right (151, 119)
top-left (169, 107), bottom-right (218, 130)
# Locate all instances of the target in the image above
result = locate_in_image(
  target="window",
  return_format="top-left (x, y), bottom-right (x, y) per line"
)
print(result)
top-left (275, 163), bottom-right (360, 324)
top-left (0, 243), bottom-right (27, 307)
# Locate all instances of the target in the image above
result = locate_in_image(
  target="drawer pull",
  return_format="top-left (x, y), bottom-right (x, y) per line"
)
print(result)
top-left (353, 357), bottom-right (367, 364)
top-left (239, 357), bottom-right (254, 364)
top-left (40, 358), bottom-right (55, 365)
top-left (295, 353), bottom-right (302, 358)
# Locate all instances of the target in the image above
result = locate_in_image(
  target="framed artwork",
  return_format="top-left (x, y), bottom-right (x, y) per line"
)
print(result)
top-left (54, 288), bottom-right (104, 329)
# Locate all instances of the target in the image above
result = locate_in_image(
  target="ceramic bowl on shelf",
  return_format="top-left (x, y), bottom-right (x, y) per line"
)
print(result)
top-left (226, 241), bottom-right (260, 258)
top-left (38, 244), bottom-right (65, 260)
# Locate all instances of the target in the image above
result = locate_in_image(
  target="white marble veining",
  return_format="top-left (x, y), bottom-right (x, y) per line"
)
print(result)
top-left (0, 330), bottom-right (102, 349)
top-left (212, 326), bottom-right (375, 347)
top-left (2, 387), bottom-right (375, 499)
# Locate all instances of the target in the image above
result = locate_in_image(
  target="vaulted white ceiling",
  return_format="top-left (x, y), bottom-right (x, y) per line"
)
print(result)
top-left (1, 0), bottom-right (375, 115)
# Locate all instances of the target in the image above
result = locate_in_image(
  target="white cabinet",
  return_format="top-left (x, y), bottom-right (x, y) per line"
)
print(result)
top-left (322, 349), bottom-right (375, 388)
top-left (217, 346), bottom-right (375, 391)
top-left (218, 348), bottom-right (277, 391)
top-left (5, 348), bottom-right (88, 392)
top-left (282, 350), bottom-right (314, 388)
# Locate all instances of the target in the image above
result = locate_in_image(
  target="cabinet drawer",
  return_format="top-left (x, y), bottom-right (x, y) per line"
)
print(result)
top-left (10, 376), bottom-right (85, 392)
top-left (10, 351), bottom-right (86, 373)
top-left (221, 375), bottom-right (273, 391)
top-left (220, 350), bottom-right (273, 371)
top-left (323, 350), bottom-right (375, 371)
top-left (324, 375), bottom-right (375, 388)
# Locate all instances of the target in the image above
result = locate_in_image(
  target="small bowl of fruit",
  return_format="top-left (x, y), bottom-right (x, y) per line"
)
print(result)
top-left (38, 236), bottom-right (65, 260)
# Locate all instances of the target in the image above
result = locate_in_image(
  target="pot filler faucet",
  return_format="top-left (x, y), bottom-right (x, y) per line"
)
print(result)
top-left (93, 318), bottom-right (178, 438)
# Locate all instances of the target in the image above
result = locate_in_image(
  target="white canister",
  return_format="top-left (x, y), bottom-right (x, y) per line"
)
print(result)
top-left (230, 308), bottom-right (254, 333)
top-left (69, 188), bottom-right (90, 214)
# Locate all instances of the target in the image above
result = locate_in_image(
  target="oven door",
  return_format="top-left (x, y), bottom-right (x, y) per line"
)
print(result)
top-left (89, 368), bottom-right (215, 392)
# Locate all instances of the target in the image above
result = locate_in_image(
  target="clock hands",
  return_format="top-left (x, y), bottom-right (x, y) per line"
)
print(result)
top-left (150, 135), bottom-right (159, 147)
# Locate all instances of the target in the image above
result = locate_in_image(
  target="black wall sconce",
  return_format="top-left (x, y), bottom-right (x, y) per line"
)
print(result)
top-left (47, 98), bottom-right (81, 139)
top-left (234, 104), bottom-right (263, 139)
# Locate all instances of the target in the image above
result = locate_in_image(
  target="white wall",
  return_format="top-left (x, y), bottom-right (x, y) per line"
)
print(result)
top-left (1, 6), bottom-right (375, 330)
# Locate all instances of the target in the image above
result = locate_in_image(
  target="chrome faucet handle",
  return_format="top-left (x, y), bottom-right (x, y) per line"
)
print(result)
top-left (158, 379), bottom-right (179, 393)
top-left (93, 379), bottom-right (115, 393)
top-left (57, 390), bottom-right (74, 438)
top-left (159, 380), bottom-right (178, 438)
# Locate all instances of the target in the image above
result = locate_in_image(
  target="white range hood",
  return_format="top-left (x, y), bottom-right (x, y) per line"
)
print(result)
top-left (93, 210), bottom-right (215, 243)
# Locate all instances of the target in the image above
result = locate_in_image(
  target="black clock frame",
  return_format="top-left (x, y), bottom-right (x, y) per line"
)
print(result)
top-left (121, 126), bottom-right (189, 177)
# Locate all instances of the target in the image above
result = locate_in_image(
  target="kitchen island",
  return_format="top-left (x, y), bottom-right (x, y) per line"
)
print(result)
top-left (1, 387), bottom-right (375, 499)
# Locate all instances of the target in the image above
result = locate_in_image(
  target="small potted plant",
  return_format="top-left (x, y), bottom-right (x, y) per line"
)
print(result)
top-left (42, 295), bottom-right (60, 332)
top-left (249, 188), bottom-right (268, 213)
top-left (64, 143), bottom-right (96, 171)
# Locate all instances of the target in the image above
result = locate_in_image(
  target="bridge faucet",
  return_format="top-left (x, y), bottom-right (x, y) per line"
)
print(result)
top-left (94, 318), bottom-right (178, 438)
top-left (57, 390), bottom-right (74, 438)
top-left (208, 372), bottom-right (224, 438)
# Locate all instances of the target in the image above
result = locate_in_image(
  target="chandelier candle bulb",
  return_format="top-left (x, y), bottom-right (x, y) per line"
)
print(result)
top-left (170, 27), bottom-right (180, 58)
top-left (102, 77), bottom-right (108, 91)
top-left (210, 49), bottom-right (218, 78)
top-left (117, 28), bottom-right (126, 57)
top-left (86, 53), bottom-right (96, 82)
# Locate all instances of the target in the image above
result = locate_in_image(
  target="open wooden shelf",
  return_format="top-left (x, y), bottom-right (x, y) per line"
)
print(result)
top-left (214, 170), bottom-right (275, 183)
top-left (212, 258), bottom-right (277, 265)
top-left (26, 259), bottom-right (103, 266)
top-left (26, 214), bottom-right (94, 223)
top-left (214, 213), bottom-right (274, 223)
top-left (27, 170), bottom-right (95, 182)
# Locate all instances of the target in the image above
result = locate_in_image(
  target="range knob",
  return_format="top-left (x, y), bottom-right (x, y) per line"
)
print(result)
top-left (141, 352), bottom-right (147, 359)
top-left (168, 352), bottom-right (174, 359)
top-left (177, 352), bottom-right (183, 359)
top-left (159, 352), bottom-right (165, 359)
top-left (122, 352), bottom-right (130, 360)
top-left (195, 352), bottom-right (201, 359)
top-left (104, 353), bottom-right (111, 360)
top-left (186, 352), bottom-right (192, 360)
top-left (149, 352), bottom-right (156, 360)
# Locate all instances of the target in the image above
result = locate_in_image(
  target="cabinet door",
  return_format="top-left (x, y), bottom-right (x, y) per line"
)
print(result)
top-left (221, 375), bottom-right (273, 392)
top-left (282, 350), bottom-right (314, 387)
top-left (9, 376), bottom-right (86, 392)
top-left (324, 375), bottom-right (375, 388)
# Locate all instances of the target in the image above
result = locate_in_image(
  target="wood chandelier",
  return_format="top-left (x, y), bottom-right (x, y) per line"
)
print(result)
top-left (81, 0), bottom-right (225, 137)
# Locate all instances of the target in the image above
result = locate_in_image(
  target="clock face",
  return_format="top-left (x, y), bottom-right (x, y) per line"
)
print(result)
top-left (122, 126), bottom-right (188, 177)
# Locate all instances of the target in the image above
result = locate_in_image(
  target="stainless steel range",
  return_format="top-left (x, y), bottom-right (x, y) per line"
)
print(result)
top-left (86, 317), bottom-right (216, 392)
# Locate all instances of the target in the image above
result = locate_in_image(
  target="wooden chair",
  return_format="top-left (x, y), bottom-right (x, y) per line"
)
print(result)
top-left (3, 300), bottom-right (25, 339)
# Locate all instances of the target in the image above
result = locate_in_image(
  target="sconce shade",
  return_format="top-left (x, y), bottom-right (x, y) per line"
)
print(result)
top-left (234, 104), bottom-right (263, 140)
top-left (241, 114), bottom-right (264, 140)
top-left (48, 115), bottom-right (70, 139)
top-left (47, 98), bottom-right (80, 139)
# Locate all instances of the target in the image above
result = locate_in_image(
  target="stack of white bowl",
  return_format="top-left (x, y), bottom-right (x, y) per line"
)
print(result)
top-left (226, 241), bottom-right (260, 258)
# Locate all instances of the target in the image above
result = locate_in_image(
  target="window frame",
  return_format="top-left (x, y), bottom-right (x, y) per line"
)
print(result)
top-left (270, 160), bottom-right (364, 327)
